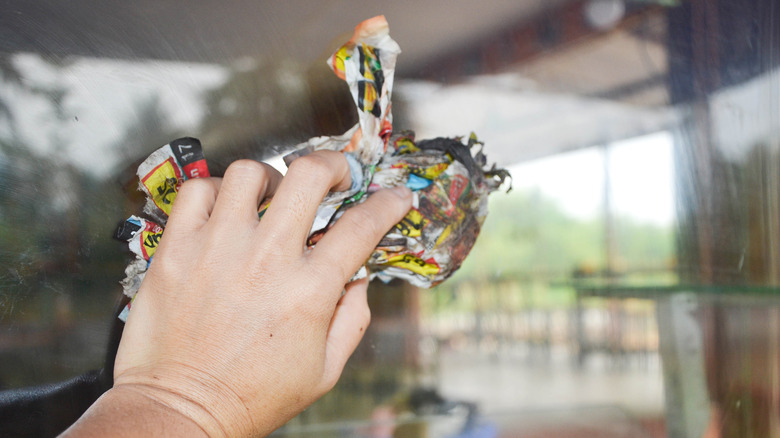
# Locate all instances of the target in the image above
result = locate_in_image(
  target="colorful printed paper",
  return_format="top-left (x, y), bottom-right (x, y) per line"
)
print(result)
top-left (285, 16), bottom-right (508, 287)
top-left (116, 139), bottom-right (210, 321)
top-left (116, 16), bottom-right (507, 322)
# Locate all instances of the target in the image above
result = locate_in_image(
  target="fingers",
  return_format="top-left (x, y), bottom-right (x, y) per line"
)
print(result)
top-left (210, 160), bottom-right (283, 226)
top-left (312, 186), bottom-right (412, 284)
top-left (163, 177), bottom-right (222, 237)
top-left (321, 277), bottom-right (371, 390)
top-left (258, 151), bottom-right (351, 250)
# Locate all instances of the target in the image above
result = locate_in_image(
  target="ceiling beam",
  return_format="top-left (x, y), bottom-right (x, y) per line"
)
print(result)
top-left (410, 0), bottom-right (664, 82)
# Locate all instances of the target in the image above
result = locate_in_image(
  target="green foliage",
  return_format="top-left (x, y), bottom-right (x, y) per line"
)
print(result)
top-left (453, 188), bottom-right (674, 281)
top-left (453, 190), bottom-right (596, 281)
top-left (430, 188), bottom-right (675, 310)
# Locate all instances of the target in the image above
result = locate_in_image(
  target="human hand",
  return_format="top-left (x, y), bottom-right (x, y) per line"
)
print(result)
top-left (64, 151), bottom-right (412, 437)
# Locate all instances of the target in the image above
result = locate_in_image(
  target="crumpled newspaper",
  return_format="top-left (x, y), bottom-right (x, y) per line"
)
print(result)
top-left (115, 16), bottom-right (507, 322)
top-left (114, 138), bottom-right (210, 321)
top-left (347, 131), bottom-right (507, 286)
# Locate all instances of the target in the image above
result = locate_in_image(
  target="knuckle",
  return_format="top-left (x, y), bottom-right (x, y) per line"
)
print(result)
top-left (287, 154), bottom-right (330, 180)
top-left (178, 177), bottom-right (206, 191)
top-left (176, 178), bottom-right (213, 199)
top-left (288, 293), bottom-right (329, 323)
top-left (225, 159), bottom-right (267, 181)
top-left (272, 187), bottom-right (311, 224)
top-left (147, 249), bottom-right (181, 283)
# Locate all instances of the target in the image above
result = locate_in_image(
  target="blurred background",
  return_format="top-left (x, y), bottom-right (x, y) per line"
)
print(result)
top-left (1, 0), bottom-right (779, 437)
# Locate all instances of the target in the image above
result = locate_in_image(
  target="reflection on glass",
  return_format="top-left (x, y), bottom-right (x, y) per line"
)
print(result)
top-left (1, 1), bottom-right (780, 437)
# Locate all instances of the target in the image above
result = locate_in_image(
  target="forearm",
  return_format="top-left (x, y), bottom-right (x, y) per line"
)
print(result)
top-left (60, 386), bottom-right (208, 438)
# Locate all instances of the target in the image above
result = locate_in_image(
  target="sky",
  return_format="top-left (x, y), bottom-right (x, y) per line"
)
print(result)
top-left (507, 131), bottom-right (676, 226)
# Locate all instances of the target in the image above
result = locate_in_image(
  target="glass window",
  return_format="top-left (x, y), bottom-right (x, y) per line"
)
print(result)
top-left (1, 1), bottom-right (779, 437)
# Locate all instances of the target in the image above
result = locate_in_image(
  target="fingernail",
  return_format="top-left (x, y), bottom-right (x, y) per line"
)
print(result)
top-left (390, 185), bottom-right (412, 199)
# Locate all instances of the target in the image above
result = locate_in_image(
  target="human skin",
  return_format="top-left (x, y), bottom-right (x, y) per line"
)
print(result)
top-left (61, 150), bottom-right (413, 437)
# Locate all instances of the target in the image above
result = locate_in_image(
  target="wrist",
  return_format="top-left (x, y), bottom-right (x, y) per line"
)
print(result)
top-left (61, 385), bottom-right (209, 438)
top-left (111, 363), bottom-right (258, 438)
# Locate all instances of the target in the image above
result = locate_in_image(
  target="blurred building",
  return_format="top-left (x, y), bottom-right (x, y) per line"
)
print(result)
top-left (1, 1), bottom-right (780, 437)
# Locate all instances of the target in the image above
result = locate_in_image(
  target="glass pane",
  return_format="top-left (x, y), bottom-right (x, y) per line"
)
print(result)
top-left (1, 1), bottom-right (779, 437)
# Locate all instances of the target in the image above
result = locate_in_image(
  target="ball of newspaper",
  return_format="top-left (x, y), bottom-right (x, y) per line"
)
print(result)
top-left (304, 132), bottom-right (507, 288)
